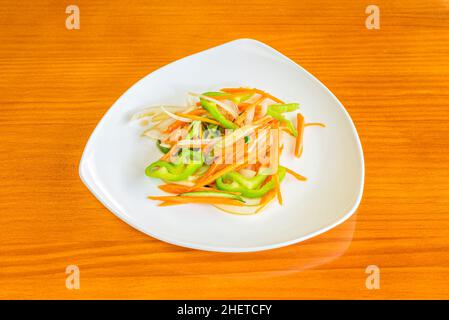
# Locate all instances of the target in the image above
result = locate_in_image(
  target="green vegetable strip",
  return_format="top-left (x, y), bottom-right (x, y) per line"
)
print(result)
top-left (224, 171), bottom-right (267, 190)
top-left (200, 92), bottom-right (237, 130)
top-left (145, 150), bottom-right (203, 182)
top-left (231, 93), bottom-right (254, 103)
top-left (266, 109), bottom-right (298, 137)
top-left (145, 161), bottom-right (201, 182)
top-left (156, 140), bottom-right (170, 154)
top-left (268, 103), bottom-right (299, 113)
top-left (216, 166), bottom-right (286, 198)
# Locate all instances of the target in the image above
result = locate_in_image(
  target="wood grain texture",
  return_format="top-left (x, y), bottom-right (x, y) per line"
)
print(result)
top-left (1, 0), bottom-right (449, 299)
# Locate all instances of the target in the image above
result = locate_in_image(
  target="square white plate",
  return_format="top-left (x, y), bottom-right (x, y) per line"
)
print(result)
top-left (79, 39), bottom-right (364, 252)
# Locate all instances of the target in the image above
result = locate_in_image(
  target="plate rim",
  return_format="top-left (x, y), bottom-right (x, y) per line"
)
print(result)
top-left (79, 38), bottom-right (365, 252)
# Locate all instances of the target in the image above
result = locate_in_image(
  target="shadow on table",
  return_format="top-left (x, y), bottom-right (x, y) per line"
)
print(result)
top-left (159, 213), bottom-right (358, 277)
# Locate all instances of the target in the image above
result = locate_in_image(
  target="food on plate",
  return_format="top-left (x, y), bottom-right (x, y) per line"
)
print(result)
top-left (132, 87), bottom-right (324, 214)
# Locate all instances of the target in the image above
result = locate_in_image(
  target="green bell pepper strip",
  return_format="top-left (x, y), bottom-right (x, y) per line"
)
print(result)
top-left (145, 149), bottom-right (203, 182)
top-left (200, 92), bottom-right (237, 130)
top-left (224, 171), bottom-right (267, 189)
top-left (268, 103), bottom-right (299, 113)
top-left (202, 91), bottom-right (229, 98)
top-left (201, 91), bottom-right (253, 104)
top-left (216, 166), bottom-right (286, 198)
top-left (145, 161), bottom-right (202, 181)
top-left (266, 109), bottom-right (298, 137)
top-left (231, 92), bottom-right (253, 103)
top-left (156, 140), bottom-right (170, 154)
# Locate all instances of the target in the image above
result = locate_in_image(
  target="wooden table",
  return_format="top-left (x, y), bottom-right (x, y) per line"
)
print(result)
top-left (1, 0), bottom-right (448, 299)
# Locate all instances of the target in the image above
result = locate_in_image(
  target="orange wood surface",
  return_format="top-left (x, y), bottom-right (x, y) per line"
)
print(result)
top-left (1, 0), bottom-right (449, 299)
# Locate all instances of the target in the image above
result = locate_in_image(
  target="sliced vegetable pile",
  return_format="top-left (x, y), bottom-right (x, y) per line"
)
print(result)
top-left (132, 87), bottom-right (324, 215)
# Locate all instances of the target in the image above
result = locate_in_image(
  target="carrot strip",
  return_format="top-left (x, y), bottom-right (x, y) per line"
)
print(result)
top-left (148, 196), bottom-right (244, 206)
top-left (252, 88), bottom-right (284, 104)
top-left (158, 184), bottom-right (242, 196)
top-left (274, 174), bottom-right (282, 205)
top-left (284, 167), bottom-right (307, 181)
top-left (253, 115), bottom-right (272, 126)
top-left (160, 144), bottom-right (177, 160)
top-left (189, 159), bottom-right (248, 191)
top-left (256, 189), bottom-right (277, 213)
top-left (189, 109), bottom-right (207, 115)
top-left (175, 113), bottom-right (221, 125)
top-left (273, 123), bottom-right (282, 205)
top-left (211, 92), bottom-right (248, 101)
top-left (238, 102), bottom-right (251, 111)
top-left (234, 108), bottom-right (252, 126)
top-left (220, 87), bottom-right (251, 93)
top-left (305, 122), bottom-right (325, 128)
top-left (158, 184), bottom-right (188, 193)
top-left (163, 109), bottom-right (208, 133)
top-left (158, 184), bottom-right (207, 194)
top-left (235, 95), bottom-right (265, 126)
top-left (164, 121), bottom-right (184, 133)
top-left (221, 88), bottom-right (284, 104)
top-left (158, 201), bottom-right (180, 207)
top-left (294, 113), bottom-right (305, 157)
top-left (160, 126), bottom-right (191, 160)
top-left (197, 163), bottom-right (219, 183)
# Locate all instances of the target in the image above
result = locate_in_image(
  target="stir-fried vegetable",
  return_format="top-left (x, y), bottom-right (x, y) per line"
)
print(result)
top-left (180, 191), bottom-right (245, 202)
top-left (132, 87), bottom-right (324, 214)
top-left (200, 92), bottom-right (238, 129)
top-left (216, 166), bottom-right (286, 198)
top-left (266, 108), bottom-right (298, 137)
top-left (156, 140), bottom-right (170, 154)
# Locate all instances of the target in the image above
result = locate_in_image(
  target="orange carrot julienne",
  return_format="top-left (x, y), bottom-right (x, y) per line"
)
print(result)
top-left (159, 184), bottom-right (242, 196)
top-left (253, 115), bottom-right (272, 126)
top-left (284, 167), bottom-right (307, 181)
top-left (235, 95), bottom-right (265, 126)
top-left (252, 88), bottom-right (284, 104)
top-left (158, 184), bottom-right (208, 194)
top-left (188, 159), bottom-right (248, 191)
top-left (158, 201), bottom-right (180, 207)
top-left (238, 102), bottom-right (251, 111)
top-left (163, 109), bottom-right (206, 133)
top-left (197, 163), bottom-right (219, 183)
top-left (220, 87), bottom-right (251, 93)
top-left (189, 109), bottom-right (207, 115)
top-left (175, 113), bottom-right (221, 125)
top-left (295, 113), bottom-right (305, 157)
top-left (148, 196), bottom-right (244, 206)
top-left (164, 121), bottom-right (184, 133)
top-left (274, 174), bottom-right (282, 205)
top-left (256, 189), bottom-right (277, 213)
top-left (160, 144), bottom-right (176, 160)
top-left (273, 123), bottom-right (282, 205)
top-left (221, 87), bottom-right (284, 104)
top-left (160, 127), bottom-right (191, 160)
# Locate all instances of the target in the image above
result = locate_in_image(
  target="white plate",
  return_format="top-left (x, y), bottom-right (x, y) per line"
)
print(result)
top-left (79, 39), bottom-right (364, 252)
